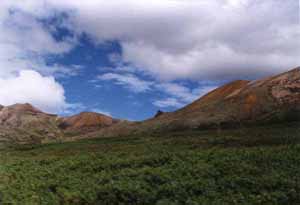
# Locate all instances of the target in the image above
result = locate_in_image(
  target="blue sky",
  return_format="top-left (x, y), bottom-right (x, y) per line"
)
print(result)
top-left (54, 36), bottom-right (165, 120)
top-left (0, 0), bottom-right (299, 120)
top-left (50, 32), bottom-right (219, 120)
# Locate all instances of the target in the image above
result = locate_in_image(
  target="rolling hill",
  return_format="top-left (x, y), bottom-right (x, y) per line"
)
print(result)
top-left (0, 67), bottom-right (299, 145)
top-left (88, 66), bottom-right (300, 138)
top-left (1, 67), bottom-right (300, 204)
top-left (0, 104), bottom-right (118, 146)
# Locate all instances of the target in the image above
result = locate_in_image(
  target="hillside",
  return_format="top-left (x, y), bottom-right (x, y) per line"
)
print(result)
top-left (93, 67), bottom-right (300, 137)
top-left (59, 112), bottom-right (119, 134)
top-left (0, 103), bottom-right (62, 147)
top-left (1, 122), bottom-right (300, 204)
top-left (0, 105), bottom-right (119, 147)
top-left (0, 67), bottom-right (300, 145)
top-left (1, 67), bottom-right (300, 204)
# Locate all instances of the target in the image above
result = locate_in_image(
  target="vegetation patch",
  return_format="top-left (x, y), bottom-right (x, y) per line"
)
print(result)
top-left (0, 123), bottom-right (300, 204)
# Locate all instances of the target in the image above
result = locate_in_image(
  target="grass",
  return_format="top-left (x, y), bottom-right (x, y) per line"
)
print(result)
top-left (0, 122), bottom-right (300, 204)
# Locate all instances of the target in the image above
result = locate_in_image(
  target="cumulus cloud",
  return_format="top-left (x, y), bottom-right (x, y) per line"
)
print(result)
top-left (45, 0), bottom-right (299, 80)
top-left (0, 5), bottom-right (76, 78)
top-left (0, 70), bottom-right (67, 113)
top-left (0, 0), bottom-right (299, 112)
top-left (2, 0), bottom-right (299, 81)
top-left (0, 2), bottom-right (79, 114)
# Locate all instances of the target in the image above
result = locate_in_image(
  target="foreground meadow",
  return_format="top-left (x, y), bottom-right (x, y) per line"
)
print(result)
top-left (1, 123), bottom-right (300, 205)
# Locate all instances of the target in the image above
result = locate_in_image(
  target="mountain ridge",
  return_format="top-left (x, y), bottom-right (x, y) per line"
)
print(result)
top-left (0, 66), bottom-right (299, 146)
top-left (84, 66), bottom-right (300, 138)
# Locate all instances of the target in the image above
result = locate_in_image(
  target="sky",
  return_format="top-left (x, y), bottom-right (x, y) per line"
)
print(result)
top-left (0, 0), bottom-right (299, 120)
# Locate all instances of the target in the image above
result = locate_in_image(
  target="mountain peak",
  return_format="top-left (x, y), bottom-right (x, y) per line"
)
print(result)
top-left (0, 103), bottom-right (57, 132)
top-left (6, 103), bottom-right (42, 114)
top-left (59, 111), bottom-right (117, 131)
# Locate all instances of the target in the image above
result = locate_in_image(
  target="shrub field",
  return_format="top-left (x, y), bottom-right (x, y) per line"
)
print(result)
top-left (1, 123), bottom-right (300, 204)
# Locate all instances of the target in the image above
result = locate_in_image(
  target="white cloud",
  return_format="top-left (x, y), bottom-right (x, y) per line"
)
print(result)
top-left (1, 0), bottom-right (299, 81)
top-left (0, 70), bottom-right (67, 113)
top-left (154, 83), bottom-right (217, 108)
top-left (48, 0), bottom-right (300, 80)
top-left (153, 98), bottom-right (184, 108)
top-left (0, 0), bottom-right (298, 114)
top-left (95, 72), bottom-right (218, 108)
top-left (156, 83), bottom-right (200, 103)
top-left (0, 7), bottom-right (76, 78)
top-left (98, 73), bottom-right (153, 93)
top-left (0, 3), bottom-right (79, 114)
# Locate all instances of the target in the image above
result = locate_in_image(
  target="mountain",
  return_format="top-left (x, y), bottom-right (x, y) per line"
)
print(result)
top-left (87, 67), bottom-right (300, 138)
top-left (0, 103), bottom-right (62, 146)
top-left (0, 104), bottom-right (120, 147)
top-left (59, 112), bottom-right (119, 132)
top-left (0, 103), bottom-right (51, 126)
top-left (141, 67), bottom-right (300, 131)
top-left (0, 67), bottom-right (299, 146)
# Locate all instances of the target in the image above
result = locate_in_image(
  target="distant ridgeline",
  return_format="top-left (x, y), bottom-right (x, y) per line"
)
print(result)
top-left (0, 67), bottom-right (300, 146)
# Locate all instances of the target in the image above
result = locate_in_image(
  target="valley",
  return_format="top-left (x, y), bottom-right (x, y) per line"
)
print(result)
top-left (1, 122), bottom-right (300, 204)
top-left (0, 68), bottom-right (300, 204)
top-left (0, 1), bottom-right (298, 204)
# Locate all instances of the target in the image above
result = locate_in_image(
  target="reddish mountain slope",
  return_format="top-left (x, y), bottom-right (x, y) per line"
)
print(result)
top-left (88, 67), bottom-right (300, 138)
top-left (1, 67), bottom-right (300, 145)
top-left (147, 67), bottom-right (300, 130)
top-left (0, 104), bottom-right (119, 145)
top-left (59, 112), bottom-right (118, 131)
